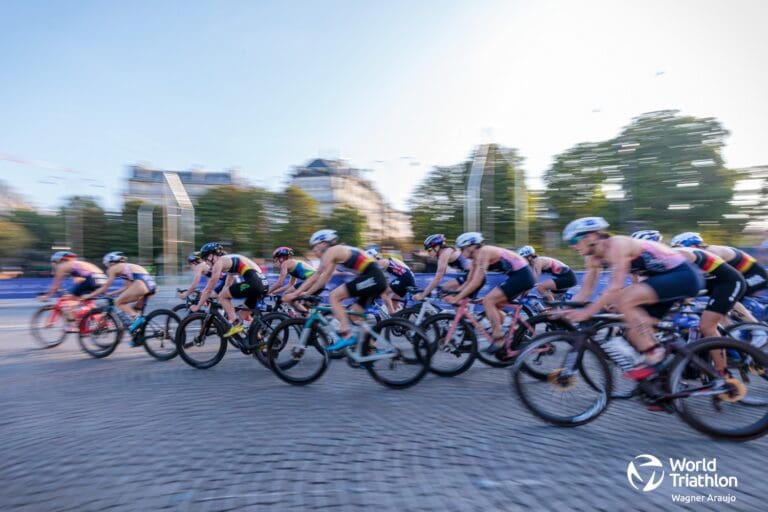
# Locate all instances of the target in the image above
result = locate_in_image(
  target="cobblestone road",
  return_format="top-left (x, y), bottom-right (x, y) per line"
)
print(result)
top-left (1, 301), bottom-right (766, 511)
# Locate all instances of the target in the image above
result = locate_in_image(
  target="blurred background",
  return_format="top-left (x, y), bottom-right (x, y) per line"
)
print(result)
top-left (2, 0), bottom-right (768, 277)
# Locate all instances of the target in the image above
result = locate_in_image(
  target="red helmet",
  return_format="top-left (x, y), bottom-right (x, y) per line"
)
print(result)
top-left (272, 246), bottom-right (295, 259)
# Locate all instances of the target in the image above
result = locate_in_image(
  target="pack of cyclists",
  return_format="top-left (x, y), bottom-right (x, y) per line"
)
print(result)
top-left (37, 221), bottom-right (768, 380)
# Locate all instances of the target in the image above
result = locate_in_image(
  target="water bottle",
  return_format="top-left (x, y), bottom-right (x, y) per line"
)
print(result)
top-left (601, 335), bottom-right (643, 371)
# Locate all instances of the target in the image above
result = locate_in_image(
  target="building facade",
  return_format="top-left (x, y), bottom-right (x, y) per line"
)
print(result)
top-left (289, 159), bottom-right (412, 243)
top-left (124, 165), bottom-right (243, 205)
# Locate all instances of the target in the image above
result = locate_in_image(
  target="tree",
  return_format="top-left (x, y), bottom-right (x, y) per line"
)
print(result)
top-left (326, 205), bottom-right (366, 248)
top-left (195, 186), bottom-right (269, 256)
top-left (5, 210), bottom-right (65, 252)
top-left (270, 186), bottom-right (322, 251)
top-left (409, 162), bottom-right (470, 244)
top-left (0, 219), bottom-right (32, 258)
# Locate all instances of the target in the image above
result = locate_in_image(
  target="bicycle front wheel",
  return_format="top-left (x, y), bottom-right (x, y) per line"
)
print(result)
top-left (140, 309), bottom-right (180, 361)
top-left (363, 318), bottom-right (432, 389)
top-left (175, 313), bottom-right (228, 369)
top-left (251, 312), bottom-right (290, 368)
top-left (511, 332), bottom-right (611, 427)
top-left (669, 337), bottom-right (768, 441)
top-left (267, 318), bottom-right (329, 385)
top-left (420, 313), bottom-right (477, 377)
top-left (30, 305), bottom-right (67, 348)
top-left (78, 309), bottom-right (122, 358)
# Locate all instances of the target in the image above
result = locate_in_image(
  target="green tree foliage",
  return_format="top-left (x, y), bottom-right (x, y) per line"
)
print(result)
top-left (409, 162), bottom-right (469, 245)
top-left (543, 110), bottom-right (743, 241)
top-left (270, 186), bottom-right (322, 251)
top-left (0, 219), bottom-right (32, 258)
top-left (5, 210), bottom-right (65, 252)
top-left (326, 204), bottom-right (366, 248)
top-left (195, 186), bottom-right (269, 256)
top-left (486, 145), bottom-right (527, 246)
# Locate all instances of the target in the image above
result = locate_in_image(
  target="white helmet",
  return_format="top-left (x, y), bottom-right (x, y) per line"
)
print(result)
top-left (517, 245), bottom-right (536, 258)
top-left (562, 217), bottom-right (610, 242)
top-left (309, 229), bottom-right (338, 247)
top-left (631, 230), bottom-right (662, 242)
top-left (103, 251), bottom-right (126, 266)
top-left (364, 248), bottom-right (379, 259)
top-left (456, 232), bottom-right (484, 249)
top-left (670, 232), bottom-right (704, 248)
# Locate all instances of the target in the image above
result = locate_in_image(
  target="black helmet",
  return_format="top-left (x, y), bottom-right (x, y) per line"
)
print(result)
top-left (200, 242), bottom-right (224, 259)
top-left (187, 252), bottom-right (202, 264)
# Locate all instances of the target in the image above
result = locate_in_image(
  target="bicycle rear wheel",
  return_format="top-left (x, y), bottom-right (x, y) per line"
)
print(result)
top-left (267, 318), bottom-right (329, 385)
top-left (78, 309), bottom-right (122, 358)
top-left (419, 313), bottom-right (477, 377)
top-left (175, 313), bottom-right (228, 369)
top-left (30, 305), bottom-right (68, 348)
top-left (140, 309), bottom-right (180, 361)
top-left (511, 332), bottom-right (611, 427)
top-left (669, 337), bottom-right (768, 441)
top-left (363, 318), bottom-right (432, 389)
top-left (251, 312), bottom-right (290, 368)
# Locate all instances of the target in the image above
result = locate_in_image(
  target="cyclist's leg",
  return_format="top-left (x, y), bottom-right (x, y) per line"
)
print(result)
top-left (329, 285), bottom-right (353, 335)
top-left (116, 280), bottom-right (149, 317)
top-left (482, 287), bottom-right (508, 340)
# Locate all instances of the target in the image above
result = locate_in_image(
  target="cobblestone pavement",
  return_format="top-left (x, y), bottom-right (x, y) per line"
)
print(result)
top-left (1, 302), bottom-right (766, 511)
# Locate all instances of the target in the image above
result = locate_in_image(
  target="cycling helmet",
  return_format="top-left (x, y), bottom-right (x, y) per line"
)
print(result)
top-left (272, 246), bottom-right (295, 259)
top-left (562, 217), bottom-right (610, 242)
top-left (200, 242), bottom-right (224, 259)
top-left (187, 252), bottom-right (201, 264)
top-left (631, 230), bottom-right (663, 242)
top-left (455, 232), bottom-right (484, 249)
top-left (670, 232), bottom-right (704, 247)
top-left (364, 248), bottom-right (379, 259)
top-left (309, 229), bottom-right (338, 247)
top-left (423, 234), bottom-right (446, 250)
top-left (103, 251), bottom-right (127, 266)
top-left (517, 245), bottom-right (536, 258)
top-left (51, 251), bottom-right (76, 263)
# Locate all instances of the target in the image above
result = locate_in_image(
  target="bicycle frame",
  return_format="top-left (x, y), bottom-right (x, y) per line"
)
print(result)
top-left (443, 299), bottom-right (533, 356)
top-left (299, 305), bottom-right (403, 364)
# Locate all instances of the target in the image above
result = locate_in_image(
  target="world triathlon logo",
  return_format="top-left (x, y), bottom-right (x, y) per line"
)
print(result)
top-left (627, 454), bottom-right (665, 492)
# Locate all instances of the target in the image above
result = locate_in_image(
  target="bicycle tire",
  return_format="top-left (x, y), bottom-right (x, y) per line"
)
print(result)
top-left (140, 309), bottom-right (180, 361)
top-left (363, 317), bottom-right (432, 389)
top-left (511, 331), bottom-right (612, 427)
top-left (268, 318), bottom-right (329, 385)
top-left (419, 313), bottom-right (477, 377)
top-left (30, 305), bottom-right (67, 349)
top-left (250, 312), bottom-right (291, 368)
top-left (175, 312), bottom-right (228, 369)
top-left (668, 336), bottom-right (768, 441)
top-left (77, 308), bottom-right (123, 358)
top-left (172, 303), bottom-right (190, 316)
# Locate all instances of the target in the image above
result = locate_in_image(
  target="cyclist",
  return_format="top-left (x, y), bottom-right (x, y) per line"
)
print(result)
top-left (413, 234), bottom-right (483, 301)
top-left (178, 252), bottom-right (233, 301)
top-left (443, 232), bottom-right (534, 354)
top-left (516, 245), bottom-right (577, 301)
top-left (671, 232), bottom-right (768, 322)
top-left (39, 251), bottom-right (108, 331)
top-left (83, 252), bottom-right (157, 336)
top-left (284, 229), bottom-right (387, 351)
top-left (365, 248), bottom-right (416, 314)
top-left (562, 218), bottom-right (704, 380)
top-left (190, 243), bottom-right (269, 338)
top-left (267, 246), bottom-right (316, 295)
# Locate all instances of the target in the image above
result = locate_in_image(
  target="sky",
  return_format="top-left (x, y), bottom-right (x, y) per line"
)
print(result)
top-left (1, 0), bottom-right (767, 212)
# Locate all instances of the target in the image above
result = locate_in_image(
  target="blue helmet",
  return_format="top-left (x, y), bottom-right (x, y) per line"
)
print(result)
top-left (670, 232), bottom-right (704, 247)
top-left (200, 242), bottom-right (224, 259)
top-left (631, 230), bottom-right (662, 242)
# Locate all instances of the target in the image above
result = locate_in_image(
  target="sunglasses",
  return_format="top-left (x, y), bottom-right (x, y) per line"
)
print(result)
top-left (568, 233), bottom-right (589, 246)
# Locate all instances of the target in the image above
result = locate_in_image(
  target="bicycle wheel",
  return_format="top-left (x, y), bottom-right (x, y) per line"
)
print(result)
top-left (268, 318), bottom-right (329, 385)
top-left (78, 309), bottom-right (122, 358)
top-left (476, 314), bottom-right (571, 369)
top-left (668, 337), bottom-right (768, 441)
top-left (140, 309), bottom-right (180, 361)
top-left (172, 303), bottom-right (190, 317)
top-left (30, 305), bottom-right (68, 348)
top-left (175, 313), bottom-right (228, 369)
top-left (250, 312), bottom-right (290, 368)
top-left (363, 318), bottom-right (432, 389)
top-left (511, 332), bottom-right (611, 427)
top-left (723, 322), bottom-right (768, 355)
top-left (419, 313), bottom-right (477, 377)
